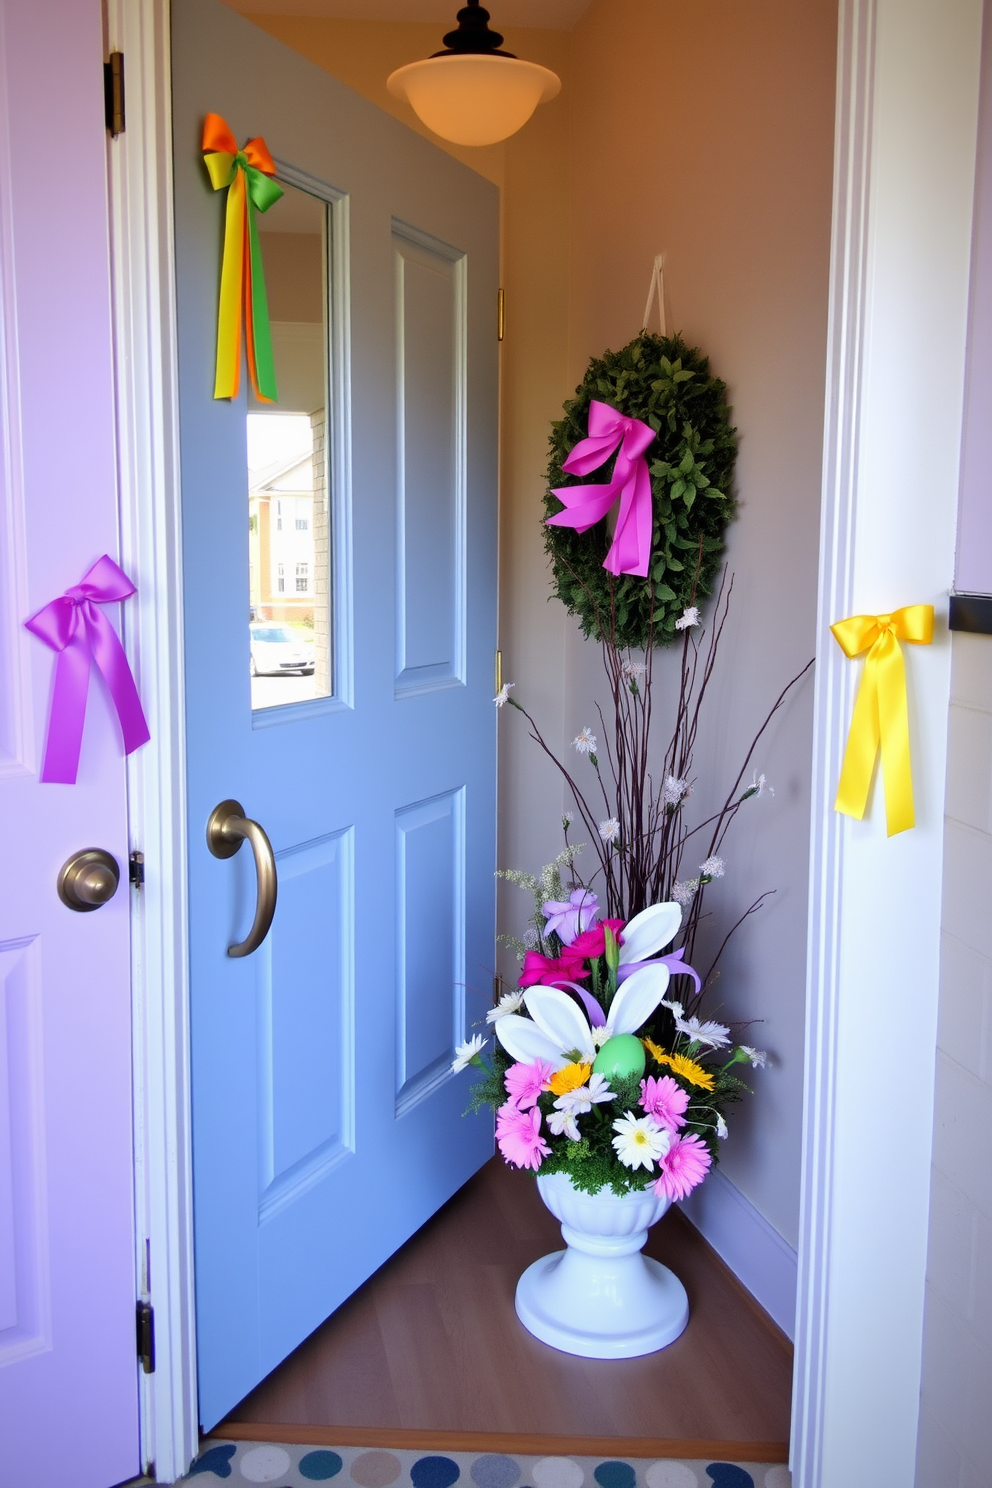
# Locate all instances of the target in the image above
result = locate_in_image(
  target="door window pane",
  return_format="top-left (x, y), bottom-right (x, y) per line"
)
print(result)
top-left (247, 180), bottom-right (331, 710)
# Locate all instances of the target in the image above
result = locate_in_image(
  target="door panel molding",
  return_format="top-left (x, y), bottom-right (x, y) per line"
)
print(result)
top-left (256, 827), bottom-right (356, 1224)
top-left (106, 0), bottom-right (199, 1479)
top-left (0, 935), bottom-right (49, 1365)
top-left (393, 221), bottom-right (467, 699)
top-left (394, 787), bottom-right (466, 1117)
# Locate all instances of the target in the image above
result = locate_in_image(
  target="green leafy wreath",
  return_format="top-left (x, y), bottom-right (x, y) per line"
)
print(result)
top-left (544, 333), bottom-right (739, 648)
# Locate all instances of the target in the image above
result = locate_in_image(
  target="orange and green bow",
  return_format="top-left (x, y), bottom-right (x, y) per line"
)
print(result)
top-left (831, 604), bottom-right (934, 836)
top-left (202, 112), bottom-right (283, 403)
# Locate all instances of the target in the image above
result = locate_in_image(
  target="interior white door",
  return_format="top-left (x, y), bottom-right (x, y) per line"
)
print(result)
top-left (0, 2), bottom-right (139, 1485)
top-left (173, 0), bottom-right (499, 1429)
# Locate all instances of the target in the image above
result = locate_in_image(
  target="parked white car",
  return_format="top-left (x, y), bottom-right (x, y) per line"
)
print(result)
top-left (249, 623), bottom-right (315, 676)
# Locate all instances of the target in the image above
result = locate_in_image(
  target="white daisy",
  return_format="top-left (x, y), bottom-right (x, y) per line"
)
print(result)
top-left (740, 1045), bottom-right (767, 1068)
top-left (547, 1107), bottom-right (581, 1140)
top-left (746, 770), bottom-right (774, 799)
top-left (590, 1024), bottom-right (612, 1049)
top-left (675, 606), bottom-right (701, 630)
top-left (599, 817), bottom-right (620, 844)
top-left (675, 1015), bottom-right (731, 1050)
top-left (661, 998), bottom-right (685, 1019)
top-left (486, 989), bottom-right (525, 1024)
top-left (572, 726), bottom-right (598, 755)
top-left (699, 855), bottom-right (725, 879)
top-left (611, 1112), bottom-right (671, 1171)
top-left (451, 1033), bottom-right (487, 1073)
top-left (662, 775), bottom-right (690, 806)
top-left (555, 1071), bottom-right (613, 1115)
top-left (716, 1114), bottom-right (728, 1140)
top-left (494, 682), bottom-right (515, 707)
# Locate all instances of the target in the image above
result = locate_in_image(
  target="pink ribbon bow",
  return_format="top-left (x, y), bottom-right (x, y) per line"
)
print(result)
top-left (24, 555), bottom-right (151, 784)
top-left (546, 400), bottom-right (657, 578)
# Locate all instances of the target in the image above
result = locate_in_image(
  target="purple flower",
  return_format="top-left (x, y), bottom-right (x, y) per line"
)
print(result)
top-left (541, 888), bottom-right (599, 946)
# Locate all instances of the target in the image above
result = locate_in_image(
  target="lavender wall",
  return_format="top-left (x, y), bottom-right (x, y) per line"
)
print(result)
top-left (957, 0), bottom-right (992, 593)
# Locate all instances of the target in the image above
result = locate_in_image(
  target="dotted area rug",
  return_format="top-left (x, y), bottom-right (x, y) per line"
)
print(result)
top-left (175, 1442), bottom-right (791, 1488)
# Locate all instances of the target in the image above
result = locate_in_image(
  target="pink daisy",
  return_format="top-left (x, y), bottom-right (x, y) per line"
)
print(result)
top-left (653, 1131), bottom-right (712, 1201)
top-left (504, 1059), bottom-right (554, 1110)
top-left (496, 1101), bottom-right (551, 1171)
top-left (639, 1075), bottom-right (689, 1133)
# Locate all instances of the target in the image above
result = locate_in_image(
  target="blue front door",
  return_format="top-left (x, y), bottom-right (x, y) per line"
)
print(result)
top-left (173, 0), bottom-right (498, 1428)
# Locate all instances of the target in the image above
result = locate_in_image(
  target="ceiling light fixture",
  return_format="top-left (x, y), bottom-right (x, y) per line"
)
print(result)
top-left (386, 0), bottom-right (561, 148)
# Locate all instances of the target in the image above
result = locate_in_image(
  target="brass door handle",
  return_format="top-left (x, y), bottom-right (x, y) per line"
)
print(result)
top-left (58, 848), bottom-right (120, 912)
top-left (206, 799), bottom-right (278, 958)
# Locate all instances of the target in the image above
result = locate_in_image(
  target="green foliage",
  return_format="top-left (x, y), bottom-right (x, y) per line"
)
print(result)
top-left (544, 333), bottom-right (738, 648)
top-left (497, 845), bottom-right (584, 959)
top-left (539, 1137), bottom-right (654, 1197)
top-left (465, 1045), bottom-right (510, 1116)
top-left (608, 1072), bottom-right (642, 1111)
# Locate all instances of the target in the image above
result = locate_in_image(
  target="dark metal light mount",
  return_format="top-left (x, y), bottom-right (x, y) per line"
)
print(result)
top-left (436, 0), bottom-right (516, 58)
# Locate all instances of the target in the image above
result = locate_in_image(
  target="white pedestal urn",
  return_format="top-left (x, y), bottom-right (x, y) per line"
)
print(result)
top-left (515, 1169), bottom-right (689, 1359)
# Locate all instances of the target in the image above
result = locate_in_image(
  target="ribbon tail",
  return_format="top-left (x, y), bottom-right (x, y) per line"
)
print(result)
top-left (214, 168), bottom-right (246, 400)
top-left (876, 635), bottom-right (914, 836)
top-left (86, 607), bottom-right (151, 756)
top-left (40, 638), bottom-right (91, 784)
top-left (603, 458), bottom-right (652, 577)
top-left (835, 653), bottom-right (881, 822)
top-left (245, 189), bottom-right (278, 404)
top-left (659, 951), bottom-right (702, 996)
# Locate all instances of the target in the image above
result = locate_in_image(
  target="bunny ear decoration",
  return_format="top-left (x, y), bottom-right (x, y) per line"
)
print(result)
top-left (618, 902), bottom-right (682, 965)
top-left (493, 1013), bottom-right (564, 1069)
top-left (524, 986), bottom-right (598, 1065)
top-left (605, 962), bottom-right (671, 1038)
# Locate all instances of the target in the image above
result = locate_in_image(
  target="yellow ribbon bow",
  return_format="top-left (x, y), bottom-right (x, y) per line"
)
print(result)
top-left (201, 112), bottom-right (283, 403)
top-left (831, 604), bottom-right (934, 836)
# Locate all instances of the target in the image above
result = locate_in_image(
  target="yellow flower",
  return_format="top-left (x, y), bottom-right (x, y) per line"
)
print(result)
top-left (549, 1062), bottom-right (592, 1096)
top-left (644, 1041), bottom-right (715, 1091)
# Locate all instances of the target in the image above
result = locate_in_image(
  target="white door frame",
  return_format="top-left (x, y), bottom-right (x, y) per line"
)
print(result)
top-left (793, 1), bottom-right (982, 1485)
top-left (106, 2), bottom-right (197, 1480)
top-left (108, 0), bottom-right (983, 1482)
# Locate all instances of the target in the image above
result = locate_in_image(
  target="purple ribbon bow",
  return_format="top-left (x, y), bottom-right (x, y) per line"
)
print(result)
top-left (546, 399), bottom-right (656, 578)
top-left (25, 555), bottom-right (151, 784)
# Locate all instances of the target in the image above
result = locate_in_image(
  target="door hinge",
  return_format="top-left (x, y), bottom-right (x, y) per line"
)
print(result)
top-left (494, 649), bottom-right (502, 695)
top-left (136, 1300), bottom-right (155, 1374)
top-left (104, 52), bottom-right (125, 137)
top-left (129, 850), bottom-right (145, 888)
top-left (497, 287), bottom-right (505, 343)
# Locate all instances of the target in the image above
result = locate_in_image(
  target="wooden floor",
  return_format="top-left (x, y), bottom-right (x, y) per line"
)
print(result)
top-left (218, 1158), bottom-right (792, 1462)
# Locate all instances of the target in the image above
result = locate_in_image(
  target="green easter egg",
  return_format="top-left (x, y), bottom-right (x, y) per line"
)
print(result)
top-left (592, 1033), bottom-right (646, 1080)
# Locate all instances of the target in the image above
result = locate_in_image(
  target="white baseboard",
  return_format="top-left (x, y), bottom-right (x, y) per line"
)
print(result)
top-left (679, 1167), bottom-right (798, 1340)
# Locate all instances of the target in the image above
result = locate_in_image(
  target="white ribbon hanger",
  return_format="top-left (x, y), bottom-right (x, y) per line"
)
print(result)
top-left (641, 252), bottom-right (668, 337)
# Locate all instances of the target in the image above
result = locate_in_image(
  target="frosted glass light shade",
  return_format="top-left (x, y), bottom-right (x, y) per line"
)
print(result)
top-left (387, 55), bottom-right (561, 147)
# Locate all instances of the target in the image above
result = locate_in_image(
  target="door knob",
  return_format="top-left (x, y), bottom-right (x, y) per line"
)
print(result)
top-left (57, 849), bottom-right (121, 912)
top-left (206, 799), bottom-right (278, 958)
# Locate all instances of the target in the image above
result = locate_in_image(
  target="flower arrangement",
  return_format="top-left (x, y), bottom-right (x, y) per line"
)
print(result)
top-left (452, 578), bottom-right (811, 1201)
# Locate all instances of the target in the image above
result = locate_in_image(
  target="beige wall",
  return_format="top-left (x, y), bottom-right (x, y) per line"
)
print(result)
top-left (553, 0), bottom-right (835, 1248)
top-left (915, 634), bottom-right (992, 1485)
top-left (238, 2), bottom-right (836, 1250)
